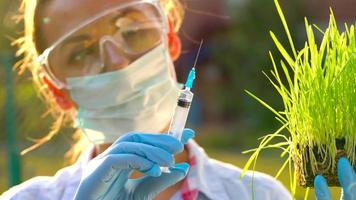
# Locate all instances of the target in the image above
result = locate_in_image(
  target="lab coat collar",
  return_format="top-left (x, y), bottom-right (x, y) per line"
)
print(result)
top-left (186, 140), bottom-right (230, 200)
top-left (77, 144), bottom-right (95, 166)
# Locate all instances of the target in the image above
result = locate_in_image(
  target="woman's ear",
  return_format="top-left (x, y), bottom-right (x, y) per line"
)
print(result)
top-left (167, 19), bottom-right (181, 61)
top-left (42, 76), bottom-right (74, 110)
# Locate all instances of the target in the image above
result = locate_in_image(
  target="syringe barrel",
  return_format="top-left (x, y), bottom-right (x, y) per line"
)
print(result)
top-left (168, 88), bottom-right (194, 141)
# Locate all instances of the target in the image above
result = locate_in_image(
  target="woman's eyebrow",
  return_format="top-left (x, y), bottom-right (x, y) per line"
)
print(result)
top-left (61, 34), bottom-right (91, 49)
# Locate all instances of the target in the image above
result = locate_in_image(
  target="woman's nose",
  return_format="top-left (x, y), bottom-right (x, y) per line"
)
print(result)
top-left (101, 38), bottom-right (130, 72)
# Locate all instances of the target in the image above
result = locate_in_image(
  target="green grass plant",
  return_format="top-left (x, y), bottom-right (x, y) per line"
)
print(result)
top-left (243, 0), bottom-right (355, 196)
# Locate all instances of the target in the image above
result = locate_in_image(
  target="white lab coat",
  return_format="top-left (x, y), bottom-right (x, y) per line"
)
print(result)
top-left (1, 140), bottom-right (292, 200)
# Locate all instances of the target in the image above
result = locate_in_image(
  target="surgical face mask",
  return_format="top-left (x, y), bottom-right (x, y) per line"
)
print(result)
top-left (67, 44), bottom-right (180, 144)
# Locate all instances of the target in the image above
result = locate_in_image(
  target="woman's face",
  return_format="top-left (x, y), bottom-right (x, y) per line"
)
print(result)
top-left (36, 0), bottom-right (179, 109)
top-left (38, 0), bottom-right (167, 87)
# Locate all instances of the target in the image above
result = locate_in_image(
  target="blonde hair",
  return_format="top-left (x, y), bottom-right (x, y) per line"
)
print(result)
top-left (14, 0), bottom-right (186, 163)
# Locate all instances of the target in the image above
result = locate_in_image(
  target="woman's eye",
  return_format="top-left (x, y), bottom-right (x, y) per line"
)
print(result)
top-left (122, 29), bottom-right (139, 38)
top-left (68, 47), bottom-right (95, 64)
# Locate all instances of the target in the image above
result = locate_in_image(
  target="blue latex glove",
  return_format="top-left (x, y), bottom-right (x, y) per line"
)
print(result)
top-left (74, 128), bottom-right (195, 200)
top-left (314, 157), bottom-right (356, 200)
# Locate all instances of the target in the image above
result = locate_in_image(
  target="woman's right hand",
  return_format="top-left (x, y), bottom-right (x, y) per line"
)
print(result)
top-left (314, 157), bottom-right (356, 200)
top-left (73, 128), bottom-right (195, 200)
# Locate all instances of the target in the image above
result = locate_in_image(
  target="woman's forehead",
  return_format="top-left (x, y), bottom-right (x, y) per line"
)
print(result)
top-left (38, 0), bottom-right (144, 47)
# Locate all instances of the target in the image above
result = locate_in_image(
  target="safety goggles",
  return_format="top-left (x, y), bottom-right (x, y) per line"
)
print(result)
top-left (37, 0), bottom-right (168, 89)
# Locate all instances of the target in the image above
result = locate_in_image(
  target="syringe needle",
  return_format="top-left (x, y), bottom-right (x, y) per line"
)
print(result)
top-left (161, 40), bottom-right (202, 174)
top-left (193, 39), bottom-right (204, 68)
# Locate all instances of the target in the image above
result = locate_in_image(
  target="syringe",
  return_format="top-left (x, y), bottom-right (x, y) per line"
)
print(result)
top-left (161, 40), bottom-right (203, 173)
top-left (168, 68), bottom-right (195, 140)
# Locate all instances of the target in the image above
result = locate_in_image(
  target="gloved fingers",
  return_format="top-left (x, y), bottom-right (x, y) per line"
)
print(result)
top-left (105, 154), bottom-right (161, 177)
top-left (337, 157), bottom-right (356, 200)
top-left (181, 128), bottom-right (195, 144)
top-left (314, 175), bottom-right (331, 200)
top-left (105, 142), bottom-right (174, 167)
top-left (115, 132), bottom-right (184, 154)
top-left (75, 168), bottom-right (131, 200)
top-left (127, 163), bottom-right (190, 199)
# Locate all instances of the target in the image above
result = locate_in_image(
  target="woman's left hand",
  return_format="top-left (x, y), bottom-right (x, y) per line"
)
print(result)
top-left (314, 157), bottom-right (356, 200)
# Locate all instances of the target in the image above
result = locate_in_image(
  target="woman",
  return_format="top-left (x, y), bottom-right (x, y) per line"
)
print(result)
top-left (2, 0), bottom-right (352, 199)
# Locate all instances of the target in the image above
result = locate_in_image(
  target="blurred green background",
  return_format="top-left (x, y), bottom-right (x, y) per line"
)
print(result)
top-left (1, 0), bottom-right (355, 199)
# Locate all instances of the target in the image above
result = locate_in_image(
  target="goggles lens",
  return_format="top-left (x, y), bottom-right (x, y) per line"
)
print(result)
top-left (40, 2), bottom-right (166, 88)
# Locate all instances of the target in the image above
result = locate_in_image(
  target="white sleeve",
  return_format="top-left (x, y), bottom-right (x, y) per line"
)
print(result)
top-left (1, 165), bottom-right (81, 200)
top-left (1, 176), bottom-right (54, 200)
